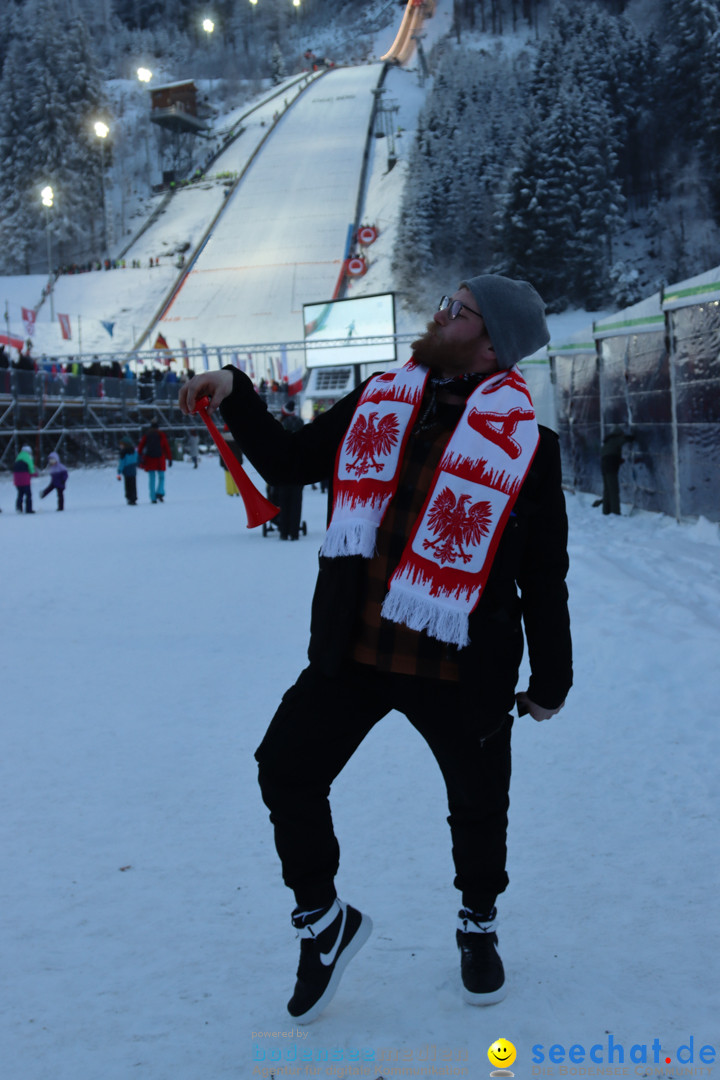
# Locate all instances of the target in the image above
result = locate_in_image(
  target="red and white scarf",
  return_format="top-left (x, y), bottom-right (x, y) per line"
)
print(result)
top-left (320, 360), bottom-right (539, 647)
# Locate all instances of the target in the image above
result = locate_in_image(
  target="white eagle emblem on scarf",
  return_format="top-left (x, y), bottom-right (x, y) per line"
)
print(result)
top-left (345, 411), bottom-right (400, 476)
top-left (422, 487), bottom-right (493, 565)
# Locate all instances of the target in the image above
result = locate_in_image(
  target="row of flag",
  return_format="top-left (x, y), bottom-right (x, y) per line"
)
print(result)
top-left (22, 307), bottom-right (115, 341)
top-left (156, 336), bottom-right (302, 393)
top-left (1, 303), bottom-right (116, 347)
top-left (4, 302), bottom-right (303, 392)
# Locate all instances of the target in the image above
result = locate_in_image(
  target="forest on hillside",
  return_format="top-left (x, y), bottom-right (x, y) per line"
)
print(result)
top-left (0, 0), bottom-right (393, 274)
top-left (1, 0), bottom-right (719, 311)
top-left (395, 0), bottom-right (720, 311)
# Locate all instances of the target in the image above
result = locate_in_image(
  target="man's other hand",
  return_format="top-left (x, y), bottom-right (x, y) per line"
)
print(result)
top-left (516, 691), bottom-right (565, 722)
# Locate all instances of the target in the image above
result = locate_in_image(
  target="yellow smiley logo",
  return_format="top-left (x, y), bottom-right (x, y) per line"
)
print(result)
top-left (488, 1040), bottom-right (517, 1069)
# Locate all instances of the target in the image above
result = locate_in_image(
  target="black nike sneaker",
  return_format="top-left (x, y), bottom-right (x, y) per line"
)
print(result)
top-left (456, 906), bottom-right (507, 1004)
top-left (287, 899), bottom-right (372, 1023)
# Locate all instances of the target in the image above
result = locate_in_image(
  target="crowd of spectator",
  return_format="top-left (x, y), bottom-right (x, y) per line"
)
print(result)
top-left (52, 256), bottom-right (165, 277)
top-left (1, 342), bottom-right (306, 413)
top-left (0, 342), bottom-right (198, 394)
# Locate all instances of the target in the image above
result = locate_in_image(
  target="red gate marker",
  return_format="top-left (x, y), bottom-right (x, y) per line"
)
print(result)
top-left (357, 225), bottom-right (378, 245)
top-left (347, 256), bottom-right (367, 277)
top-left (193, 396), bottom-right (280, 528)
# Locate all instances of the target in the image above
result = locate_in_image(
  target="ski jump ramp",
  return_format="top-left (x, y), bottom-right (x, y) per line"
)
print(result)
top-left (153, 64), bottom-right (384, 352)
top-left (381, 0), bottom-right (436, 65)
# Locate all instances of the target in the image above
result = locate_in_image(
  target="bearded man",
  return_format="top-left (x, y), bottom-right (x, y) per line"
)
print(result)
top-left (179, 274), bottom-right (573, 1022)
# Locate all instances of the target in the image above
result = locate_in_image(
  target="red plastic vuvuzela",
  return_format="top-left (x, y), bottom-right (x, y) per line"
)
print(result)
top-left (193, 396), bottom-right (280, 528)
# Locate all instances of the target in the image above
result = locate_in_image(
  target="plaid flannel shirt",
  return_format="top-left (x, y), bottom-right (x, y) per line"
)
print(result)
top-left (350, 400), bottom-right (464, 680)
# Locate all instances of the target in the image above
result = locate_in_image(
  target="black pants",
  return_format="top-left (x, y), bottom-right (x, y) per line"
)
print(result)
top-left (601, 459), bottom-right (621, 515)
top-left (255, 662), bottom-right (512, 913)
top-left (123, 475), bottom-right (137, 504)
top-left (275, 484), bottom-right (303, 539)
top-left (15, 486), bottom-right (32, 512)
top-left (41, 483), bottom-right (64, 510)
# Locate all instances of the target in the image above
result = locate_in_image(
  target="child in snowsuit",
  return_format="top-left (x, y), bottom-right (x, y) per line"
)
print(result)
top-left (41, 451), bottom-right (69, 511)
top-left (117, 439), bottom-right (139, 505)
top-left (13, 445), bottom-right (37, 513)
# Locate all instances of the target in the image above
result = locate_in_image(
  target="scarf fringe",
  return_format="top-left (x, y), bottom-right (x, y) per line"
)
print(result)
top-left (381, 584), bottom-right (470, 648)
top-left (320, 519), bottom-right (378, 558)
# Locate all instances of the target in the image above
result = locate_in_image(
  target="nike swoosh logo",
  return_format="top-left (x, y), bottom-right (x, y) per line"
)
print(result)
top-left (319, 904), bottom-right (347, 967)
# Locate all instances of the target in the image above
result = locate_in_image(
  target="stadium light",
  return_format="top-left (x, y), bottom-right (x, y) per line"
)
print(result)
top-left (202, 18), bottom-right (216, 94)
top-left (94, 121), bottom-right (110, 252)
top-left (136, 70), bottom-right (153, 192)
top-left (41, 186), bottom-right (55, 319)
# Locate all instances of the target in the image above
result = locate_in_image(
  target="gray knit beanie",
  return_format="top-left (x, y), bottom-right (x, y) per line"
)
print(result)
top-left (461, 275), bottom-right (550, 370)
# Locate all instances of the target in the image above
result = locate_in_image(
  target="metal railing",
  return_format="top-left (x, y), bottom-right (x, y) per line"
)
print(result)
top-left (1, 366), bottom-right (182, 403)
top-left (7, 331), bottom-right (419, 374)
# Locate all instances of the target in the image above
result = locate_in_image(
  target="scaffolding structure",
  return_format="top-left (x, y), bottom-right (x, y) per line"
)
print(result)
top-left (0, 368), bottom-right (197, 470)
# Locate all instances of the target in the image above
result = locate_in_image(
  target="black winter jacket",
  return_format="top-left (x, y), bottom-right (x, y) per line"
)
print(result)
top-left (221, 367), bottom-right (573, 726)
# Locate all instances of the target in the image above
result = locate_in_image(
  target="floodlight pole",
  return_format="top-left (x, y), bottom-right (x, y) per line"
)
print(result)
top-left (202, 19), bottom-right (215, 93)
top-left (411, 31), bottom-right (429, 84)
top-left (45, 215), bottom-right (54, 319)
top-left (137, 68), bottom-right (154, 193)
top-left (41, 186), bottom-right (55, 319)
top-left (94, 121), bottom-right (110, 253)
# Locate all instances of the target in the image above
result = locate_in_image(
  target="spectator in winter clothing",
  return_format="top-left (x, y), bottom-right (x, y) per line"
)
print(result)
top-left (599, 427), bottom-right (635, 515)
top-left (137, 419), bottom-right (172, 503)
top-left (179, 275), bottom-right (573, 1022)
top-left (185, 431), bottom-right (200, 468)
top-left (40, 451), bottom-right (69, 511)
top-left (117, 439), bottom-right (139, 505)
top-left (13, 445), bottom-right (37, 513)
top-left (219, 428), bottom-right (243, 496)
top-left (274, 399), bottom-right (304, 539)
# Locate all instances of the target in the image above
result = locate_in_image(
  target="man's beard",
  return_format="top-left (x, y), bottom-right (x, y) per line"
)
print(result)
top-left (411, 321), bottom-right (483, 376)
top-left (411, 322), bottom-right (447, 372)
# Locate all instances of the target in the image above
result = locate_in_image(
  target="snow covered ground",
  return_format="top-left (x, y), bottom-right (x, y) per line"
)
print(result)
top-left (2, 461), bottom-right (718, 1080)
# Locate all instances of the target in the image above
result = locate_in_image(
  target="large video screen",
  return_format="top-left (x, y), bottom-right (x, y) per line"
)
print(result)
top-left (303, 292), bottom-right (396, 368)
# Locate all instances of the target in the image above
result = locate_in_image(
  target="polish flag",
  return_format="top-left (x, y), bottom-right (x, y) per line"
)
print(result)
top-left (58, 314), bottom-right (72, 340)
top-left (287, 367), bottom-right (304, 395)
top-left (22, 307), bottom-right (36, 337)
top-left (1, 333), bottom-right (24, 350)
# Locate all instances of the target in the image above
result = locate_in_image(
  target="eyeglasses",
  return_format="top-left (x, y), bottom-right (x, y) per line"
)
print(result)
top-left (438, 296), bottom-right (483, 320)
